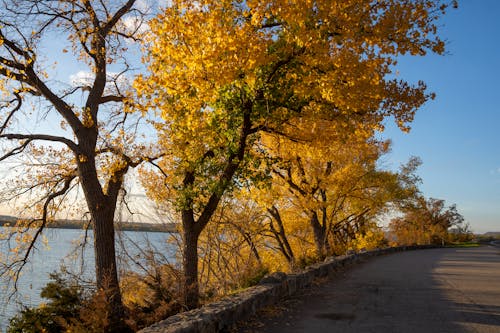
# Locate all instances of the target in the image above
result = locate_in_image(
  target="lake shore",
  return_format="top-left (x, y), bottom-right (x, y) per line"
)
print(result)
top-left (0, 215), bottom-right (177, 233)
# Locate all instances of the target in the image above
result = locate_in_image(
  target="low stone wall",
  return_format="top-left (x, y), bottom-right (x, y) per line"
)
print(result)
top-left (139, 245), bottom-right (436, 333)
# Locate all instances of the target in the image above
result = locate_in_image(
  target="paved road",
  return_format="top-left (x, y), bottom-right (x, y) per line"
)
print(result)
top-left (239, 246), bottom-right (500, 333)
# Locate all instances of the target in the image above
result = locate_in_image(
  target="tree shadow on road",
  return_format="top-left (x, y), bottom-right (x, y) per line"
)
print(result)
top-left (431, 246), bottom-right (500, 332)
top-left (237, 248), bottom-right (496, 333)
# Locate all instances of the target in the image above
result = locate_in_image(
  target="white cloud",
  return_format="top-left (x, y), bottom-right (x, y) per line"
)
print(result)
top-left (120, 16), bottom-right (150, 37)
top-left (135, 0), bottom-right (172, 13)
top-left (69, 71), bottom-right (130, 94)
top-left (120, 0), bottom-right (172, 39)
top-left (158, 0), bottom-right (174, 9)
top-left (69, 70), bottom-right (94, 87)
top-left (134, 0), bottom-right (153, 13)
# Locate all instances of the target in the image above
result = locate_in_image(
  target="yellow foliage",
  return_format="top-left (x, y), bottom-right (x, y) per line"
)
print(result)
top-left (121, 274), bottom-right (153, 308)
top-left (130, 0), bottom-right (455, 310)
top-left (134, 0), bottom-right (452, 214)
top-left (351, 228), bottom-right (387, 251)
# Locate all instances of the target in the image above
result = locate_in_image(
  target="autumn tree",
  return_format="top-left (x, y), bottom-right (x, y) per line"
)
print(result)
top-left (389, 196), bottom-right (465, 245)
top-left (257, 120), bottom-right (419, 259)
top-left (0, 1), bottom-right (156, 331)
top-left (136, 0), bottom-right (455, 308)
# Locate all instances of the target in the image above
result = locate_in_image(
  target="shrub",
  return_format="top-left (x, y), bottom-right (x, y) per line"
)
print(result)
top-left (8, 273), bottom-right (83, 333)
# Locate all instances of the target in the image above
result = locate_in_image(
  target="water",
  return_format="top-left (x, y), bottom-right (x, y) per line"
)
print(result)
top-left (0, 228), bottom-right (175, 331)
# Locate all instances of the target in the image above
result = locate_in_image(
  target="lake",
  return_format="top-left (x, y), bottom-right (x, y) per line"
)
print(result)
top-left (0, 228), bottom-right (175, 331)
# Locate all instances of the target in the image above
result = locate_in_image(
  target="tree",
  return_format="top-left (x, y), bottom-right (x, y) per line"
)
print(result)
top-left (258, 121), bottom-right (416, 258)
top-left (0, 1), bottom-right (153, 330)
top-left (136, 0), bottom-right (455, 308)
top-left (389, 196), bottom-right (466, 245)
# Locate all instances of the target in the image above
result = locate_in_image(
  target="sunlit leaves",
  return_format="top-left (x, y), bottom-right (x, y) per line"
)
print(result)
top-left (133, 0), bottom-right (454, 307)
top-left (136, 0), bottom-right (453, 180)
top-left (389, 197), bottom-right (466, 245)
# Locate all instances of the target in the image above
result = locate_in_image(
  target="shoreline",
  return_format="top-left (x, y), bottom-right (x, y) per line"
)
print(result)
top-left (0, 216), bottom-right (178, 233)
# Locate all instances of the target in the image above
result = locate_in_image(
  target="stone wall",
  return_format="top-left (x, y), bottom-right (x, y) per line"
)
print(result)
top-left (139, 245), bottom-right (436, 333)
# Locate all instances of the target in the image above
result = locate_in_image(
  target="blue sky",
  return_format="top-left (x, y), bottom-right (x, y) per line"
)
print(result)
top-left (379, 0), bottom-right (500, 233)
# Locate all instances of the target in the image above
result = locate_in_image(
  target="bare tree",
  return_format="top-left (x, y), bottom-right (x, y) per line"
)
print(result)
top-left (0, 1), bottom-right (157, 331)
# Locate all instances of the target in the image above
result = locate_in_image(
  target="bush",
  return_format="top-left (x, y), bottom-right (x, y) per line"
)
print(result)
top-left (121, 265), bottom-right (183, 330)
top-left (239, 266), bottom-right (269, 289)
top-left (8, 266), bottom-right (185, 333)
top-left (8, 273), bottom-right (83, 333)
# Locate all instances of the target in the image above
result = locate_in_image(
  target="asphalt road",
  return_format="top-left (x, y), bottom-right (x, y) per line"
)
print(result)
top-left (239, 246), bottom-right (500, 333)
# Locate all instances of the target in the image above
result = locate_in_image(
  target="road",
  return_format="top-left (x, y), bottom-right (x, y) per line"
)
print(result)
top-left (239, 246), bottom-right (500, 333)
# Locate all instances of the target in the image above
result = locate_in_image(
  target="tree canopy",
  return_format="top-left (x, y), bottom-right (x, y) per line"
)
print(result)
top-left (135, 0), bottom-right (456, 309)
top-left (390, 196), bottom-right (467, 245)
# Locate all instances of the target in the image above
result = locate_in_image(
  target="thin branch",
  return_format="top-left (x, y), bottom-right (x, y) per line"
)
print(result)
top-left (148, 159), bottom-right (169, 179)
top-left (0, 29), bottom-right (33, 59)
top-left (0, 139), bottom-right (33, 162)
top-left (0, 133), bottom-right (78, 152)
top-left (11, 174), bottom-right (76, 290)
top-left (0, 92), bottom-right (22, 134)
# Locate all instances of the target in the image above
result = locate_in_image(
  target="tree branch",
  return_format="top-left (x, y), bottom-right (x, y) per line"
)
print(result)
top-left (100, 94), bottom-right (126, 104)
top-left (103, 0), bottom-right (137, 35)
top-left (10, 174), bottom-right (76, 290)
top-left (0, 92), bottom-right (23, 134)
top-left (195, 106), bottom-right (253, 233)
top-left (0, 139), bottom-right (32, 162)
top-left (0, 133), bottom-right (78, 152)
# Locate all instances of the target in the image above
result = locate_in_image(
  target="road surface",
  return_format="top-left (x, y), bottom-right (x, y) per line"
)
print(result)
top-left (239, 246), bottom-right (500, 333)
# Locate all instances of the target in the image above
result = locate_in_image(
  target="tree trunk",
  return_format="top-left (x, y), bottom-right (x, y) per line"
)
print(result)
top-left (268, 206), bottom-right (295, 265)
top-left (229, 222), bottom-right (262, 265)
top-left (319, 190), bottom-right (332, 255)
top-left (92, 206), bottom-right (128, 332)
top-left (77, 151), bottom-right (129, 332)
top-left (244, 231), bottom-right (262, 265)
top-left (178, 108), bottom-right (252, 309)
top-left (310, 211), bottom-right (327, 259)
top-left (182, 210), bottom-right (200, 310)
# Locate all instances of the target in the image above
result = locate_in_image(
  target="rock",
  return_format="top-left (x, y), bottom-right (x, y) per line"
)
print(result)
top-left (259, 271), bottom-right (287, 284)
